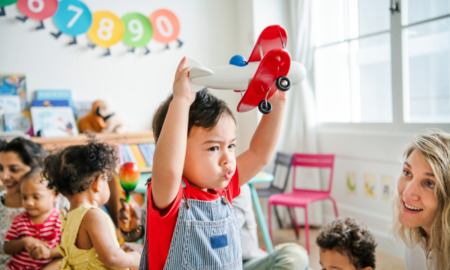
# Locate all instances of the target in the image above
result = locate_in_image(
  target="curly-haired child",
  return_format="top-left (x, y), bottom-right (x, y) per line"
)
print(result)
top-left (42, 142), bottom-right (140, 269)
top-left (316, 217), bottom-right (377, 270)
top-left (4, 168), bottom-right (62, 269)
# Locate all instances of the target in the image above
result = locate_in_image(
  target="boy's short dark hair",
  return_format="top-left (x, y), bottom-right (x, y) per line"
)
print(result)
top-left (317, 217), bottom-right (377, 269)
top-left (43, 141), bottom-right (117, 196)
top-left (152, 89), bottom-right (235, 142)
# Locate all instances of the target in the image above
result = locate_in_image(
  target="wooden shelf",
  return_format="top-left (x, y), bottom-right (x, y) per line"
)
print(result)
top-left (30, 131), bottom-right (154, 151)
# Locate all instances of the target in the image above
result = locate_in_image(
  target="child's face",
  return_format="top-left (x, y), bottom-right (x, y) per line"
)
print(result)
top-left (183, 114), bottom-right (237, 191)
top-left (21, 178), bottom-right (56, 219)
top-left (397, 149), bottom-right (438, 235)
top-left (0, 151), bottom-right (31, 194)
top-left (319, 249), bottom-right (358, 270)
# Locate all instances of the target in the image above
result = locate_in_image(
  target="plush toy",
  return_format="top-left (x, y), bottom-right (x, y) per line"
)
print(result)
top-left (98, 101), bottom-right (127, 133)
top-left (78, 100), bottom-right (126, 133)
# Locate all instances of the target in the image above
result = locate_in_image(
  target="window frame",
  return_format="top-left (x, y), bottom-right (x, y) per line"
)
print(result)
top-left (313, 0), bottom-right (450, 132)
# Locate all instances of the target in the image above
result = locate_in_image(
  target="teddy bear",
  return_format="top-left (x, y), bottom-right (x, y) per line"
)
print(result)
top-left (78, 100), bottom-right (126, 133)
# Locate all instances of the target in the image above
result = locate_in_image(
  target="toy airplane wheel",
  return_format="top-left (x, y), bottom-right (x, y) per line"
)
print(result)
top-left (258, 100), bottom-right (272, 114)
top-left (276, 76), bottom-right (290, 91)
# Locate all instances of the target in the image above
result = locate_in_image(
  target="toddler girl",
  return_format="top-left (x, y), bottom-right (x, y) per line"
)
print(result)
top-left (42, 141), bottom-right (140, 269)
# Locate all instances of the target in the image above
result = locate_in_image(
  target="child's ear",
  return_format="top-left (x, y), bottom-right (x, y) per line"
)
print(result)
top-left (92, 175), bottom-right (103, 192)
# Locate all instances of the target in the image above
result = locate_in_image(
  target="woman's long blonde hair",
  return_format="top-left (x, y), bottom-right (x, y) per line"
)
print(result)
top-left (393, 130), bottom-right (450, 269)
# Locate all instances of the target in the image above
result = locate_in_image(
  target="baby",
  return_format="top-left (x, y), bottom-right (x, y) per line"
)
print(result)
top-left (3, 168), bottom-right (61, 269)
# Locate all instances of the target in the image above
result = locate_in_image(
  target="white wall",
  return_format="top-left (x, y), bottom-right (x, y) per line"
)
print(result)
top-left (318, 129), bottom-right (416, 257)
top-left (0, 0), bottom-right (244, 132)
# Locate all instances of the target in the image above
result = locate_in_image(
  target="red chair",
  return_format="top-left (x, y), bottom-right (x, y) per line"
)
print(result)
top-left (268, 153), bottom-right (339, 253)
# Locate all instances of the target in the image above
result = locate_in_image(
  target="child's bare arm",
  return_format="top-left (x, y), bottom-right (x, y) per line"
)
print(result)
top-left (3, 237), bottom-right (41, 255)
top-left (28, 242), bottom-right (61, 259)
top-left (85, 208), bottom-right (140, 268)
top-left (152, 57), bottom-right (195, 209)
top-left (237, 90), bottom-right (287, 185)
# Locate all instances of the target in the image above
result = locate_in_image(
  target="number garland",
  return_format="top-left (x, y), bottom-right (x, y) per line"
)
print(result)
top-left (0, 0), bottom-right (182, 56)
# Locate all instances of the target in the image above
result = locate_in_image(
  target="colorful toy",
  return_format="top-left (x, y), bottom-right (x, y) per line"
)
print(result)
top-left (119, 162), bottom-right (141, 203)
top-left (189, 25), bottom-right (306, 114)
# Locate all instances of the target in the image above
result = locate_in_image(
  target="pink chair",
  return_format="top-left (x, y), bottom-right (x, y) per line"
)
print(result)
top-left (268, 153), bottom-right (339, 253)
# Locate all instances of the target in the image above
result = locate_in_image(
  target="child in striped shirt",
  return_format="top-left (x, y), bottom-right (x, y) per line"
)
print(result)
top-left (3, 168), bottom-right (62, 269)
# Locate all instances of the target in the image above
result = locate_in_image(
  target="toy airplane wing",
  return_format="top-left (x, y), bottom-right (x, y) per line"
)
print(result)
top-left (237, 48), bottom-right (291, 113)
top-left (247, 25), bottom-right (288, 63)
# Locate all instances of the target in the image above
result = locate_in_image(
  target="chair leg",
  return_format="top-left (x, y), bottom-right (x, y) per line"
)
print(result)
top-left (330, 198), bottom-right (339, 217)
top-left (268, 202), bottom-right (273, 240)
top-left (290, 207), bottom-right (300, 240)
top-left (274, 206), bottom-right (283, 229)
top-left (287, 207), bottom-right (299, 239)
top-left (304, 206), bottom-right (310, 254)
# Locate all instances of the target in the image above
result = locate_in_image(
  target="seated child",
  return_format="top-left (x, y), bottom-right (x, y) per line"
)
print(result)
top-left (316, 217), bottom-right (377, 270)
top-left (3, 168), bottom-right (62, 269)
top-left (42, 141), bottom-right (140, 269)
top-left (139, 57), bottom-right (287, 269)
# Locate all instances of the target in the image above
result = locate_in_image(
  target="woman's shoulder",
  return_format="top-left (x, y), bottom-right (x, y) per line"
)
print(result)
top-left (405, 242), bottom-right (428, 270)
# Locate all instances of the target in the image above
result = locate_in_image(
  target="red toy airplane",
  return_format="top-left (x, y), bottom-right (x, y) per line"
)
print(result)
top-left (189, 25), bottom-right (306, 114)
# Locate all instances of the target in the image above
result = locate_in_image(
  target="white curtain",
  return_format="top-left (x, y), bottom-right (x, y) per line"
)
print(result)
top-left (275, 0), bottom-right (323, 227)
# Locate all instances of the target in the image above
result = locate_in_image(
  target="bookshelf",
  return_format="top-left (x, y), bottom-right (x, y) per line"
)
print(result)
top-left (30, 131), bottom-right (154, 149)
top-left (30, 131), bottom-right (154, 173)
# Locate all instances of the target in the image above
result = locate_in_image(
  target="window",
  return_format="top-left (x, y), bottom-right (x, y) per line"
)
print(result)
top-left (312, 0), bottom-right (450, 124)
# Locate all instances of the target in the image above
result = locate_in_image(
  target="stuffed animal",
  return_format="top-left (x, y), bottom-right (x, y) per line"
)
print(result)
top-left (78, 100), bottom-right (126, 133)
top-left (98, 101), bottom-right (126, 133)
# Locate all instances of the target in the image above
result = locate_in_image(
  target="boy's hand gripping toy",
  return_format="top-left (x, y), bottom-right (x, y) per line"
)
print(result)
top-left (189, 25), bottom-right (306, 114)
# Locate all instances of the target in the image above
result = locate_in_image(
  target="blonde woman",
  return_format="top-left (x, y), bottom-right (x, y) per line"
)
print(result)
top-left (394, 130), bottom-right (449, 269)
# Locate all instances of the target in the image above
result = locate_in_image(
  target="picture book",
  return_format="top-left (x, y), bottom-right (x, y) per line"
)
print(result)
top-left (30, 106), bottom-right (78, 138)
top-left (0, 74), bottom-right (27, 110)
top-left (34, 89), bottom-right (76, 117)
top-left (31, 99), bottom-right (70, 107)
top-left (0, 95), bottom-right (21, 115)
top-left (3, 112), bottom-right (31, 133)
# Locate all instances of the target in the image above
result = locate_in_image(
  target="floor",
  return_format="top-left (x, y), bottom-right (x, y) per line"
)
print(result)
top-left (261, 226), bottom-right (406, 270)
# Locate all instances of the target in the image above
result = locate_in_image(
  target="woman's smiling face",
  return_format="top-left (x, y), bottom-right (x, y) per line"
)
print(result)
top-left (397, 149), bottom-right (439, 235)
top-left (0, 151), bottom-right (32, 195)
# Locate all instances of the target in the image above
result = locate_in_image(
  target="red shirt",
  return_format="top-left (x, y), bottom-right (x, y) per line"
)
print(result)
top-left (5, 208), bottom-right (61, 270)
top-left (146, 170), bottom-right (240, 270)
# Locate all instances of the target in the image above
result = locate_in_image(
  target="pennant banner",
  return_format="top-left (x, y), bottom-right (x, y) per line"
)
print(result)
top-left (0, 0), bottom-right (182, 56)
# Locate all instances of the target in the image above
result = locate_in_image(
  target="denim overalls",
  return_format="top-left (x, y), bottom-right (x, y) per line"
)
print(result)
top-left (139, 181), bottom-right (242, 270)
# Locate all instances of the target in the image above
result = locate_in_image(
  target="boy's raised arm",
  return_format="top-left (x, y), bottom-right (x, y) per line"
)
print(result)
top-left (151, 57), bottom-right (195, 209)
top-left (237, 90), bottom-right (287, 186)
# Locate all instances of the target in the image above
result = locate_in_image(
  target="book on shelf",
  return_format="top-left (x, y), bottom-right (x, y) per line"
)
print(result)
top-left (30, 106), bottom-right (79, 138)
top-left (3, 112), bottom-right (31, 133)
top-left (118, 142), bottom-right (155, 171)
top-left (138, 142), bottom-right (155, 169)
top-left (34, 90), bottom-right (76, 118)
top-left (31, 99), bottom-right (70, 107)
top-left (0, 74), bottom-right (27, 110)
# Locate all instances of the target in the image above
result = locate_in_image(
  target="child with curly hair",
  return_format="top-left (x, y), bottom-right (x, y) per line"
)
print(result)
top-left (316, 217), bottom-right (377, 270)
top-left (42, 141), bottom-right (140, 269)
top-left (4, 168), bottom-right (62, 269)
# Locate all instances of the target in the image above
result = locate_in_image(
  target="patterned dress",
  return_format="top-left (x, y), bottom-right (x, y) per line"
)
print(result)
top-left (0, 190), bottom-right (24, 268)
